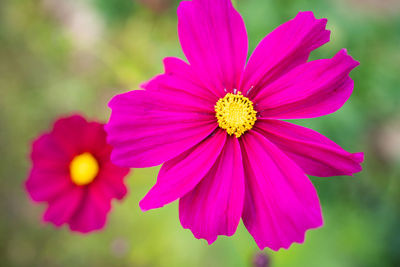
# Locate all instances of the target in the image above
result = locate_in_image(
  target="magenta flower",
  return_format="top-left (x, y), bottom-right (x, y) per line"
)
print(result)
top-left (26, 115), bottom-right (130, 233)
top-left (106, 0), bottom-right (363, 250)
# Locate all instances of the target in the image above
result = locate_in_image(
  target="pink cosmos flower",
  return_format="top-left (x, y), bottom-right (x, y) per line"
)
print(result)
top-left (26, 115), bottom-right (130, 233)
top-left (106, 0), bottom-right (364, 250)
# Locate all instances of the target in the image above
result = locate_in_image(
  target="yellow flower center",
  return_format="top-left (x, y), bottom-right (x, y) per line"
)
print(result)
top-left (69, 152), bottom-right (99, 186)
top-left (215, 91), bottom-right (257, 138)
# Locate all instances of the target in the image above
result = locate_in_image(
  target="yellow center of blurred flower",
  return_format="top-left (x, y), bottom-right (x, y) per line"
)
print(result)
top-left (215, 91), bottom-right (257, 138)
top-left (69, 152), bottom-right (99, 186)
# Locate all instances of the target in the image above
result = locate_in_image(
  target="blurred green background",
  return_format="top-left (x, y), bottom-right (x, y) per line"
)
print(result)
top-left (1, 0), bottom-right (400, 266)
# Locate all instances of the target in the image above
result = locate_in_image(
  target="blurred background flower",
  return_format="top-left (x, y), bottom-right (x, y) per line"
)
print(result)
top-left (0, 0), bottom-right (399, 266)
top-left (25, 114), bottom-right (130, 233)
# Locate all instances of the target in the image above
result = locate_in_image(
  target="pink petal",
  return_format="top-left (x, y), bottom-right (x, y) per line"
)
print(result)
top-left (68, 185), bottom-right (112, 233)
top-left (30, 134), bottom-right (70, 168)
top-left (51, 115), bottom-right (89, 157)
top-left (254, 49), bottom-right (359, 119)
top-left (255, 119), bottom-right (364, 177)
top-left (26, 134), bottom-right (73, 202)
top-left (106, 89), bottom-right (217, 168)
top-left (241, 11), bottom-right (330, 97)
top-left (241, 131), bottom-right (323, 251)
top-left (26, 168), bottom-right (72, 202)
top-left (80, 121), bottom-right (109, 158)
top-left (140, 130), bottom-right (226, 211)
top-left (179, 136), bottom-right (244, 244)
top-left (177, 0), bottom-right (248, 96)
top-left (43, 187), bottom-right (83, 227)
top-left (143, 57), bottom-right (219, 102)
top-left (96, 162), bottom-right (130, 200)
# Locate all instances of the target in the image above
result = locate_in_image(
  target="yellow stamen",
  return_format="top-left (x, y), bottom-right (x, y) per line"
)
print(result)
top-left (69, 152), bottom-right (99, 186)
top-left (215, 91), bottom-right (257, 138)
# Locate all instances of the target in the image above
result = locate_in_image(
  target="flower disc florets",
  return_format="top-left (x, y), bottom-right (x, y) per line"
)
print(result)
top-left (215, 91), bottom-right (257, 138)
top-left (70, 152), bottom-right (99, 186)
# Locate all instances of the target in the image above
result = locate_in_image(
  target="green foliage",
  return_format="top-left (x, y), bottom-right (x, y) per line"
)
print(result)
top-left (92, 0), bottom-right (136, 24)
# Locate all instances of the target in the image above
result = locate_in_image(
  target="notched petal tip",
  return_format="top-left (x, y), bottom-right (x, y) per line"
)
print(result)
top-left (253, 204), bottom-right (324, 251)
top-left (353, 152), bottom-right (365, 163)
top-left (179, 218), bottom-right (220, 245)
top-left (335, 48), bottom-right (360, 69)
top-left (294, 11), bottom-right (331, 48)
top-left (258, 217), bottom-right (324, 251)
top-left (347, 152), bottom-right (364, 176)
top-left (295, 11), bottom-right (327, 26)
